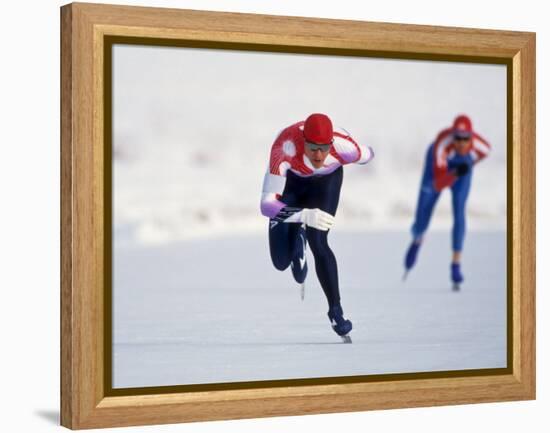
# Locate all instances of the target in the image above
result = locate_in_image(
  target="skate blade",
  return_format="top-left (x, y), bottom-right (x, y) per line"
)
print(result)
top-left (452, 283), bottom-right (461, 291)
top-left (300, 282), bottom-right (305, 301)
top-left (341, 335), bottom-right (352, 344)
top-left (402, 270), bottom-right (409, 281)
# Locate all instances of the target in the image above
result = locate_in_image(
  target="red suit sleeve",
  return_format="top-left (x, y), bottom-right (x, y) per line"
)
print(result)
top-left (471, 132), bottom-right (492, 164)
top-left (432, 128), bottom-right (456, 192)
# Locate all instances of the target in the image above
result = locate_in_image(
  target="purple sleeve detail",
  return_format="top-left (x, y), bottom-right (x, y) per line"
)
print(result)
top-left (261, 196), bottom-right (286, 218)
top-left (339, 149), bottom-right (361, 164)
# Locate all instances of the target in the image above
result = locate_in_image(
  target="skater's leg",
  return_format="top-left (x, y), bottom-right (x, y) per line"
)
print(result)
top-left (268, 220), bottom-right (301, 271)
top-left (404, 146), bottom-right (441, 275)
top-left (404, 183), bottom-right (440, 273)
top-left (268, 179), bottom-right (306, 272)
top-left (451, 173), bottom-right (472, 256)
top-left (411, 184), bottom-right (441, 241)
top-left (450, 173), bottom-right (471, 286)
top-left (304, 167), bottom-right (343, 309)
top-left (411, 145), bottom-right (441, 242)
top-left (290, 224), bottom-right (308, 285)
top-left (303, 167), bottom-right (351, 338)
top-left (306, 227), bottom-right (340, 308)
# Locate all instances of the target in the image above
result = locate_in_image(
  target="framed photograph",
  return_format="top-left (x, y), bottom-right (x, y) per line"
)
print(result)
top-left (60, 2), bottom-right (535, 429)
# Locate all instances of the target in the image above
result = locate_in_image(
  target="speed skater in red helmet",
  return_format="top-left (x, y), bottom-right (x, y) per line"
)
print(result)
top-left (403, 114), bottom-right (492, 289)
top-left (260, 113), bottom-right (375, 342)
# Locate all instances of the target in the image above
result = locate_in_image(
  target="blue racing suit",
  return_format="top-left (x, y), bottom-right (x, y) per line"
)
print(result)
top-left (411, 144), bottom-right (473, 252)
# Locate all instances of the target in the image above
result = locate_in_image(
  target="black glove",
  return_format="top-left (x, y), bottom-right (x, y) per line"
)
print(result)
top-left (455, 162), bottom-right (471, 177)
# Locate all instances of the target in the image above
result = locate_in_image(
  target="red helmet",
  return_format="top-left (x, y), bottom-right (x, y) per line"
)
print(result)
top-left (303, 113), bottom-right (334, 144)
top-left (453, 114), bottom-right (473, 138)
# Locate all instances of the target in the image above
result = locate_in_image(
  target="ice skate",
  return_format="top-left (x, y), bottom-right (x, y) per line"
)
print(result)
top-left (451, 262), bottom-right (464, 291)
top-left (328, 305), bottom-right (353, 343)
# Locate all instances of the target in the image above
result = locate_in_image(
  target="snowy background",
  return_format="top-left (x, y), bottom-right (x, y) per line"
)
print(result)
top-left (111, 44), bottom-right (507, 388)
top-left (112, 45), bottom-right (507, 245)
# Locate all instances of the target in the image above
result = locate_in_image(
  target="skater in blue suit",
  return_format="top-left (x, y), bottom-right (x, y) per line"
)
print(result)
top-left (404, 115), bottom-right (491, 288)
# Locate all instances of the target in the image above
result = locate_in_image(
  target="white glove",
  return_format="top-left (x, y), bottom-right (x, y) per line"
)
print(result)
top-left (287, 208), bottom-right (335, 231)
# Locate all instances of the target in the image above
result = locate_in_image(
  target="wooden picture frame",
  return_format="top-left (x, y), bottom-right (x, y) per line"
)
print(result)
top-left (60, 2), bottom-right (535, 429)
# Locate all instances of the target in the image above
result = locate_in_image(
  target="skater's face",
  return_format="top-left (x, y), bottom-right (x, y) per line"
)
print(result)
top-left (454, 136), bottom-right (472, 155)
top-left (304, 141), bottom-right (331, 168)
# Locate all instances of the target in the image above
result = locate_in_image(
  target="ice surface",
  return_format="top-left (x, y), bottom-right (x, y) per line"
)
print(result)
top-left (112, 231), bottom-right (506, 389)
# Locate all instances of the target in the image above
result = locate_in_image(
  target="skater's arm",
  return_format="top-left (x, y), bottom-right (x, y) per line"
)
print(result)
top-left (471, 132), bottom-right (491, 164)
top-left (331, 128), bottom-right (374, 166)
top-left (260, 172), bottom-right (334, 231)
top-left (443, 133), bottom-right (490, 180)
top-left (433, 171), bottom-right (456, 191)
top-left (355, 143), bottom-right (375, 165)
top-left (261, 128), bottom-right (294, 218)
top-left (278, 207), bottom-right (335, 231)
top-left (432, 129), bottom-right (456, 191)
top-left (260, 172), bottom-right (287, 218)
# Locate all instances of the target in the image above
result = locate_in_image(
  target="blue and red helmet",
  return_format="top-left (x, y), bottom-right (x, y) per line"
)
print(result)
top-left (453, 114), bottom-right (473, 139)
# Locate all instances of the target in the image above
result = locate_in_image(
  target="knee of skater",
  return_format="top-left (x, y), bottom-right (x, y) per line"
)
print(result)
top-left (272, 258), bottom-right (290, 271)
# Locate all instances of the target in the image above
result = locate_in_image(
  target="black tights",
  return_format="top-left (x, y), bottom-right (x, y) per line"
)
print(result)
top-left (268, 167), bottom-right (343, 309)
top-left (306, 226), bottom-right (340, 307)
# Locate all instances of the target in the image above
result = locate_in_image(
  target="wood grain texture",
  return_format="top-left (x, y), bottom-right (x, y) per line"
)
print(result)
top-left (60, 4), bottom-right (73, 429)
top-left (73, 2), bottom-right (531, 58)
top-left (60, 2), bottom-right (536, 429)
top-left (513, 34), bottom-right (536, 395)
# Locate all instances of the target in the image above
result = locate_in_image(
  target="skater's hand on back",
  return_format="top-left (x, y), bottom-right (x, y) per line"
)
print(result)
top-left (301, 208), bottom-right (335, 231)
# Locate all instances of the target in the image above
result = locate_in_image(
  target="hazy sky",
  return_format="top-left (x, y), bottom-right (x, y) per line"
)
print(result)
top-left (113, 44), bottom-right (506, 159)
